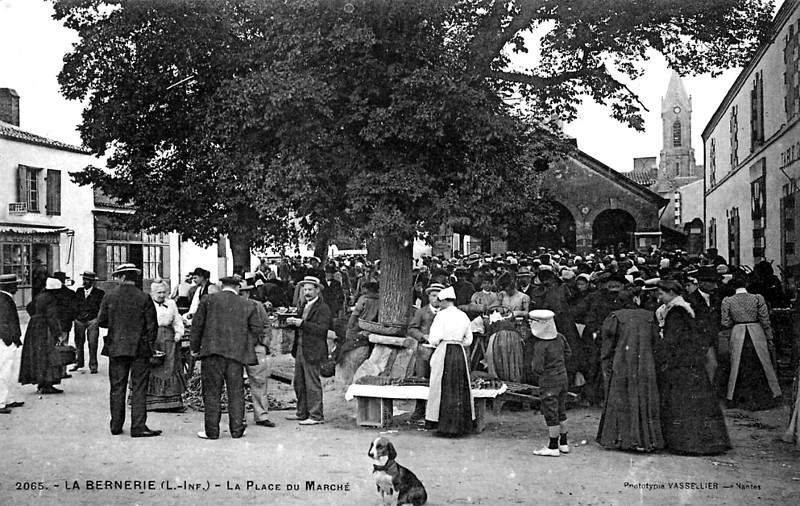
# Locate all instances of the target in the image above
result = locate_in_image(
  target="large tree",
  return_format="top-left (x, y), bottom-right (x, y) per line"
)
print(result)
top-left (56, 0), bottom-right (774, 322)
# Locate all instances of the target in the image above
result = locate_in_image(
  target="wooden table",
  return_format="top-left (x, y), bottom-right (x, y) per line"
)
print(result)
top-left (344, 384), bottom-right (507, 433)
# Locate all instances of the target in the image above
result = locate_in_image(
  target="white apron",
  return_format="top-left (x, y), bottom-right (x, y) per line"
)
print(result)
top-left (727, 322), bottom-right (781, 400)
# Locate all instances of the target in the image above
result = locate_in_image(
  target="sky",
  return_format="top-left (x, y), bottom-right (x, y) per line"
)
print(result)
top-left (0, 0), bottom-right (773, 173)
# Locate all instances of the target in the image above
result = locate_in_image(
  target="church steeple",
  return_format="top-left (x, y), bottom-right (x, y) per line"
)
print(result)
top-left (656, 71), bottom-right (698, 195)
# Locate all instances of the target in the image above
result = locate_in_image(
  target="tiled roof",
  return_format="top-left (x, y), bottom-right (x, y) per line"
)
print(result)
top-left (93, 187), bottom-right (134, 210)
top-left (624, 170), bottom-right (657, 186)
top-left (0, 121), bottom-right (89, 154)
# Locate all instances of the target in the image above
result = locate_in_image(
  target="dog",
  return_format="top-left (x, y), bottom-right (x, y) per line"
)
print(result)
top-left (368, 436), bottom-right (427, 506)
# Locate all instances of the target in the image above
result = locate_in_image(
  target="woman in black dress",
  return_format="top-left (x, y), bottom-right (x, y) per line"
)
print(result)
top-left (19, 277), bottom-right (64, 394)
top-left (654, 279), bottom-right (731, 455)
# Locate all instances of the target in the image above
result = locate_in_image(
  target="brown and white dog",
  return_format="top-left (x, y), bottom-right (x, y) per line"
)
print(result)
top-left (368, 436), bottom-right (427, 506)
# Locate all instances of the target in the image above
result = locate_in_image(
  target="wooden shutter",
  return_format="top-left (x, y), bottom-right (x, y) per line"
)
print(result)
top-left (95, 243), bottom-right (108, 280)
top-left (46, 169), bottom-right (61, 215)
top-left (17, 165), bottom-right (28, 205)
top-left (161, 245), bottom-right (170, 281)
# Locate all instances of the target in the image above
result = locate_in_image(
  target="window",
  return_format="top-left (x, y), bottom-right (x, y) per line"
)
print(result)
top-left (709, 138), bottom-right (717, 186)
top-left (16, 165), bottom-right (61, 215)
top-left (785, 22), bottom-right (800, 119)
top-left (730, 106), bottom-right (739, 167)
top-left (17, 165), bottom-right (41, 213)
top-left (672, 120), bottom-right (682, 147)
top-left (751, 160), bottom-right (766, 261)
top-left (674, 191), bottom-right (682, 226)
top-left (94, 215), bottom-right (170, 283)
top-left (675, 162), bottom-right (680, 176)
top-left (751, 71), bottom-right (765, 151)
top-left (728, 207), bottom-right (740, 267)
top-left (709, 218), bottom-right (717, 249)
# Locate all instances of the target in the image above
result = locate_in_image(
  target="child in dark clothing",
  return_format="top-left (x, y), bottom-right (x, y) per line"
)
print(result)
top-left (529, 309), bottom-right (572, 457)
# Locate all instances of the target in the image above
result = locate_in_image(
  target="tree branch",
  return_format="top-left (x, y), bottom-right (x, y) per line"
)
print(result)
top-left (489, 65), bottom-right (605, 88)
top-left (468, 0), bottom-right (547, 74)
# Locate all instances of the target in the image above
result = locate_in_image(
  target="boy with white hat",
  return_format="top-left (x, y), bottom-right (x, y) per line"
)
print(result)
top-left (529, 309), bottom-right (571, 456)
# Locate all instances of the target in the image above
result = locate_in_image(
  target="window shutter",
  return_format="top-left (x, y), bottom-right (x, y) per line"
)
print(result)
top-left (95, 243), bottom-right (108, 280)
top-left (17, 165), bottom-right (28, 204)
top-left (161, 245), bottom-right (170, 281)
top-left (46, 169), bottom-right (61, 215)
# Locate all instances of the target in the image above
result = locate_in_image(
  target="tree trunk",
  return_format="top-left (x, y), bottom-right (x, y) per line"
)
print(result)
top-left (228, 231), bottom-right (251, 276)
top-left (378, 235), bottom-right (413, 325)
top-left (313, 227), bottom-right (332, 265)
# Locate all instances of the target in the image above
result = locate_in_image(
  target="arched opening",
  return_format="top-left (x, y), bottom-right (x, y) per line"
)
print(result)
top-left (507, 201), bottom-right (576, 253)
top-left (593, 209), bottom-right (636, 252)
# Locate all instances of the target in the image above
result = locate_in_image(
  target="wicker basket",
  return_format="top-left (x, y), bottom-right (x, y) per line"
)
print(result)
top-left (358, 318), bottom-right (408, 337)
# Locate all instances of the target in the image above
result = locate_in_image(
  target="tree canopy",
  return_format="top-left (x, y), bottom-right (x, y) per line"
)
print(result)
top-left (55, 0), bottom-right (775, 303)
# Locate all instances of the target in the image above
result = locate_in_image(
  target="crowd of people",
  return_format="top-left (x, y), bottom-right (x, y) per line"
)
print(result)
top-left (1, 244), bottom-right (799, 454)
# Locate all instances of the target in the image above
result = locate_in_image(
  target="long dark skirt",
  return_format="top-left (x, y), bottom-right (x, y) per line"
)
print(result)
top-left (437, 344), bottom-right (473, 436)
top-left (146, 327), bottom-right (186, 411)
top-left (18, 315), bottom-right (62, 386)
top-left (659, 364), bottom-right (731, 455)
top-left (731, 333), bottom-right (778, 411)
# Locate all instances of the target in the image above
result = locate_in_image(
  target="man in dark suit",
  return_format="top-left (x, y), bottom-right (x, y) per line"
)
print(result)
top-left (71, 271), bottom-right (105, 374)
top-left (97, 263), bottom-right (160, 437)
top-left (0, 274), bottom-right (24, 414)
top-left (286, 276), bottom-right (331, 425)
top-left (191, 276), bottom-right (263, 439)
top-left (407, 282), bottom-right (444, 420)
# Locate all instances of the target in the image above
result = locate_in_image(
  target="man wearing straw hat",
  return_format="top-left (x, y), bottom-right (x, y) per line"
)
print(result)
top-left (97, 263), bottom-right (160, 437)
top-left (285, 276), bottom-right (331, 425)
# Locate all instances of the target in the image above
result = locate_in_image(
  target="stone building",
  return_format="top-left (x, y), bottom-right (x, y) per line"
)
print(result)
top-left (703, 0), bottom-right (800, 275)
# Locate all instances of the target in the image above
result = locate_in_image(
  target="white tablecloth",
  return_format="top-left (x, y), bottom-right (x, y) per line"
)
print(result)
top-left (345, 383), bottom-right (507, 401)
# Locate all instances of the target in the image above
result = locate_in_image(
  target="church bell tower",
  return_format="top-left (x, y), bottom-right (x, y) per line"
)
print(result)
top-left (657, 71), bottom-right (698, 195)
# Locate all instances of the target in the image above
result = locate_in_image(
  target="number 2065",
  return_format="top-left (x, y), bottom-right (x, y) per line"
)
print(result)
top-left (16, 482), bottom-right (46, 490)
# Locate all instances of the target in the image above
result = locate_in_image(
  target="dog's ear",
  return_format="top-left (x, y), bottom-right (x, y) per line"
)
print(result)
top-left (367, 440), bottom-right (375, 458)
top-left (387, 441), bottom-right (397, 460)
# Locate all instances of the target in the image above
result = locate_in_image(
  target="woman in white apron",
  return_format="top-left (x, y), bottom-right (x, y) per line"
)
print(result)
top-left (425, 286), bottom-right (475, 436)
top-left (720, 275), bottom-right (781, 410)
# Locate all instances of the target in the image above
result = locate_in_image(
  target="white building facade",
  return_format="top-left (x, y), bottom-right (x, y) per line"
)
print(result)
top-left (703, 0), bottom-right (800, 275)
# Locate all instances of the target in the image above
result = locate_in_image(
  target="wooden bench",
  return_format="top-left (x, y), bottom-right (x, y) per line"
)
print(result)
top-left (344, 384), bottom-right (507, 433)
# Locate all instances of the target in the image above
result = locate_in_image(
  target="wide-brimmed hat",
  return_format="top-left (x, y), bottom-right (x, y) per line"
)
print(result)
top-left (45, 277), bottom-right (63, 290)
top-left (517, 267), bottom-right (533, 277)
top-left (688, 266), bottom-right (722, 282)
top-left (656, 279), bottom-right (683, 294)
top-left (191, 267), bottom-right (210, 278)
top-left (528, 309), bottom-right (558, 340)
top-left (111, 263), bottom-right (141, 277)
top-left (0, 273), bottom-right (18, 285)
top-left (81, 270), bottom-right (98, 280)
top-left (219, 275), bottom-right (241, 287)
top-left (425, 282), bottom-right (446, 294)
top-left (298, 275), bottom-right (323, 289)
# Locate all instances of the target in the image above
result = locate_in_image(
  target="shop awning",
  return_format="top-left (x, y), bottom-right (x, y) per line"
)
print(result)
top-left (0, 225), bottom-right (70, 235)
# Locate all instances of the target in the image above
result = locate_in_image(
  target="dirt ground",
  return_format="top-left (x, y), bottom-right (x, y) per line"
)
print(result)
top-left (2, 316), bottom-right (799, 506)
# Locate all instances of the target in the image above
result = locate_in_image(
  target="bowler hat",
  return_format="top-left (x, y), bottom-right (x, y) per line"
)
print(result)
top-left (191, 267), bottom-right (211, 278)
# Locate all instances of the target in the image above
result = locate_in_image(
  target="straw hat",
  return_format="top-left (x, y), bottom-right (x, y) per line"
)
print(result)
top-left (298, 276), bottom-right (323, 289)
top-left (425, 282), bottom-right (446, 294)
top-left (112, 263), bottom-right (142, 276)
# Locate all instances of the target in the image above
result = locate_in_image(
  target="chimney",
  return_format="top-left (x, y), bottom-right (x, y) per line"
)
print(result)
top-left (0, 88), bottom-right (20, 126)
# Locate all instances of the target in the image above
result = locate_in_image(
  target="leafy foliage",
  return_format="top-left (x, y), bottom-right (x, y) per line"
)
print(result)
top-left (55, 0), bottom-right (774, 258)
